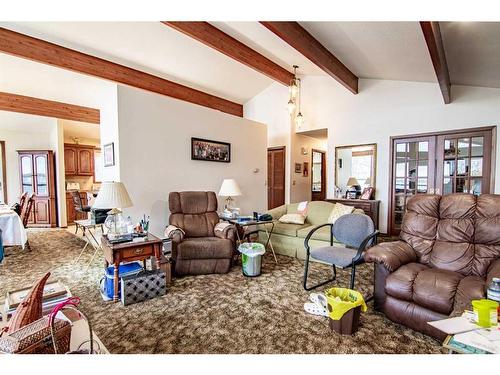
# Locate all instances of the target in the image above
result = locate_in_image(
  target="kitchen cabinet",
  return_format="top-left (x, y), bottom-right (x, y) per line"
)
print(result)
top-left (64, 144), bottom-right (95, 176)
top-left (18, 150), bottom-right (58, 228)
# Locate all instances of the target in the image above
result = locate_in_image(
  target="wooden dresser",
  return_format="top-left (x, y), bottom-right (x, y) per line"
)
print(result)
top-left (325, 198), bottom-right (381, 229)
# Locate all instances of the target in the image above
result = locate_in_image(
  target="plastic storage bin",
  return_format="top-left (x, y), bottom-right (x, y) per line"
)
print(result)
top-left (101, 262), bottom-right (143, 300)
top-left (472, 299), bottom-right (499, 328)
top-left (238, 242), bottom-right (265, 277)
top-left (325, 288), bottom-right (367, 335)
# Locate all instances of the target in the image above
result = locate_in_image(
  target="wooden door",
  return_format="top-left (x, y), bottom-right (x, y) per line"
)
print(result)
top-left (436, 129), bottom-right (493, 196)
top-left (389, 136), bottom-right (436, 235)
top-left (33, 198), bottom-right (50, 224)
top-left (267, 147), bottom-right (286, 209)
top-left (77, 148), bottom-right (94, 176)
top-left (64, 146), bottom-right (77, 175)
top-left (311, 149), bottom-right (326, 201)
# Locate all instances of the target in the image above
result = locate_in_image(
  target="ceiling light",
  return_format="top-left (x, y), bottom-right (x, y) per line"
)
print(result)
top-left (287, 99), bottom-right (296, 114)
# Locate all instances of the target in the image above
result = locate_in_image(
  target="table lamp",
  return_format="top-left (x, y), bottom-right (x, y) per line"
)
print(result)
top-left (92, 181), bottom-right (133, 238)
top-left (218, 179), bottom-right (242, 210)
top-left (346, 177), bottom-right (360, 199)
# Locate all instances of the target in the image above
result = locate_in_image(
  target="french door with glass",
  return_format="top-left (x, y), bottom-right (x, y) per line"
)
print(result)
top-left (389, 127), bottom-right (494, 235)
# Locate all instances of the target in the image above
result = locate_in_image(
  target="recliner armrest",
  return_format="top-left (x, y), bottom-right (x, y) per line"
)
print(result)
top-left (364, 241), bottom-right (417, 272)
top-left (165, 225), bottom-right (184, 244)
top-left (214, 222), bottom-right (236, 242)
top-left (486, 258), bottom-right (500, 286)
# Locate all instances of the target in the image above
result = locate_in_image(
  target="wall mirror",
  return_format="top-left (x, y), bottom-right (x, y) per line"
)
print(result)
top-left (335, 143), bottom-right (377, 199)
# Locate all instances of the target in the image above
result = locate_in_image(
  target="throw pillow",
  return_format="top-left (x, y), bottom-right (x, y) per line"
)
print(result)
top-left (327, 203), bottom-right (354, 224)
top-left (279, 213), bottom-right (306, 225)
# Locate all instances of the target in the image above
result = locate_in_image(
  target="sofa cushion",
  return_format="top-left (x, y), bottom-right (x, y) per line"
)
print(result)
top-left (385, 262), bottom-right (429, 302)
top-left (279, 213), bottom-right (306, 225)
top-left (297, 225), bottom-right (332, 242)
top-left (270, 222), bottom-right (311, 237)
top-left (327, 203), bottom-right (354, 224)
top-left (177, 237), bottom-right (233, 260)
top-left (412, 268), bottom-right (462, 315)
top-left (304, 201), bottom-right (336, 226)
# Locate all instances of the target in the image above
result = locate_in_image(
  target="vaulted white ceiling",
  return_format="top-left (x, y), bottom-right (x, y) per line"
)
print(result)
top-left (1, 21), bottom-right (500, 106)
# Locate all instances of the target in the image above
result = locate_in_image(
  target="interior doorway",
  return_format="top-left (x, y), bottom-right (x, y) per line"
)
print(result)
top-left (311, 149), bottom-right (326, 201)
top-left (0, 141), bottom-right (6, 203)
top-left (267, 146), bottom-right (286, 209)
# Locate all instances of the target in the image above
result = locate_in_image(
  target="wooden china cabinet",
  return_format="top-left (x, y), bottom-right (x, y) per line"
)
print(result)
top-left (18, 150), bottom-right (58, 227)
top-left (388, 126), bottom-right (495, 235)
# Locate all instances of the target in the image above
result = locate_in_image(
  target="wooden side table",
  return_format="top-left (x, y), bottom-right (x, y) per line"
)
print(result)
top-left (101, 233), bottom-right (163, 302)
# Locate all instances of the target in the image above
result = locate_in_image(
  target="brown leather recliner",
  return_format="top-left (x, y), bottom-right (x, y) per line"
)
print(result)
top-left (365, 194), bottom-right (500, 340)
top-left (168, 191), bottom-right (236, 276)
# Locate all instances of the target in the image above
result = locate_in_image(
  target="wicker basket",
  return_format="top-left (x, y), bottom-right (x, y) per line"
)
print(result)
top-left (0, 316), bottom-right (71, 354)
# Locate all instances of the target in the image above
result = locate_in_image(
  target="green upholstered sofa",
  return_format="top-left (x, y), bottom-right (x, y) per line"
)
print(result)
top-left (257, 201), bottom-right (365, 260)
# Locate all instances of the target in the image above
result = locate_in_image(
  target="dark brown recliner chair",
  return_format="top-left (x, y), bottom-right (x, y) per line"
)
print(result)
top-left (168, 191), bottom-right (236, 276)
top-left (365, 194), bottom-right (500, 340)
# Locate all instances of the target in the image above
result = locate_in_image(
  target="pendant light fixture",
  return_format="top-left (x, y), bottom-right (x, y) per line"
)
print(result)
top-left (289, 65), bottom-right (299, 100)
top-left (287, 65), bottom-right (305, 130)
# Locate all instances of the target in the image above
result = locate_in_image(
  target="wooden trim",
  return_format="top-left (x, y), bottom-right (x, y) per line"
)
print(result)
top-left (162, 22), bottom-right (294, 86)
top-left (0, 91), bottom-right (100, 124)
top-left (311, 148), bottom-right (326, 201)
top-left (389, 126), bottom-right (496, 141)
top-left (267, 146), bottom-right (286, 209)
top-left (420, 22), bottom-right (451, 104)
top-left (0, 140), bottom-right (6, 203)
top-left (260, 22), bottom-right (358, 94)
top-left (0, 27), bottom-right (243, 117)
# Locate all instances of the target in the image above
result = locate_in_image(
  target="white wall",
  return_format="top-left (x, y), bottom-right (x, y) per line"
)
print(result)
top-left (290, 134), bottom-right (326, 202)
top-left (245, 83), bottom-right (292, 204)
top-left (0, 54), bottom-right (120, 182)
top-left (0, 112), bottom-right (57, 205)
top-left (300, 77), bottom-right (500, 233)
top-left (117, 85), bottom-right (268, 237)
top-left (247, 78), bottom-right (500, 233)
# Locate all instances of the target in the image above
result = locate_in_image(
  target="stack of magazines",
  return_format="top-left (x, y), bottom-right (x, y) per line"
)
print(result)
top-left (2, 280), bottom-right (72, 322)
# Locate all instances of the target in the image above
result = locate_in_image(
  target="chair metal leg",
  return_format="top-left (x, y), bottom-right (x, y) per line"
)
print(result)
top-left (350, 264), bottom-right (356, 289)
top-left (303, 255), bottom-right (337, 291)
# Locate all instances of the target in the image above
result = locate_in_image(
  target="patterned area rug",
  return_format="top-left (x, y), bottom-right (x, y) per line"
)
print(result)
top-left (0, 230), bottom-right (445, 354)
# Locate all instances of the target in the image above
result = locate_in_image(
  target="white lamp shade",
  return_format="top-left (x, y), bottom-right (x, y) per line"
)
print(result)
top-left (92, 181), bottom-right (133, 209)
top-left (218, 179), bottom-right (242, 197)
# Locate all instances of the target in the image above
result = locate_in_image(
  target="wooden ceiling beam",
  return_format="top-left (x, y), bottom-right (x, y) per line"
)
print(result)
top-left (0, 27), bottom-right (243, 117)
top-left (162, 22), bottom-right (295, 86)
top-left (420, 21), bottom-right (451, 104)
top-left (260, 21), bottom-right (358, 94)
top-left (0, 91), bottom-right (100, 124)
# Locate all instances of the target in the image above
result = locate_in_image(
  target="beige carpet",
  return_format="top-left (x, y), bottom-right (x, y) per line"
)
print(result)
top-left (0, 229), bottom-right (445, 354)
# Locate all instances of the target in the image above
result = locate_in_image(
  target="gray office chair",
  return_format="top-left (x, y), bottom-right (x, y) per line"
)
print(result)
top-left (303, 214), bottom-right (378, 291)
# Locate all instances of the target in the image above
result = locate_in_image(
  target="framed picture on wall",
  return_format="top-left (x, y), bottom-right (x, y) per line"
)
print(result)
top-left (294, 163), bottom-right (302, 173)
top-left (103, 142), bottom-right (115, 167)
top-left (303, 162), bottom-right (309, 177)
top-left (191, 137), bottom-right (231, 163)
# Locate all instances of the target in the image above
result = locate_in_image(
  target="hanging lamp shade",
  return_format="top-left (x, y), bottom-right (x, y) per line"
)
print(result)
top-left (287, 99), bottom-right (296, 114)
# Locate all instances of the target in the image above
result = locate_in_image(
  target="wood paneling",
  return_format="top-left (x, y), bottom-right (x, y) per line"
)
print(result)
top-left (267, 147), bottom-right (286, 209)
top-left (163, 22), bottom-right (295, 86)
top-left (0, 91), bottom-right (100, 124)
top-left (260, 22), bottom-right (358, 94)
top-left (0, 27), bottom-right (243, 117)
top-left (420, 22), bottom-right (451, 104)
